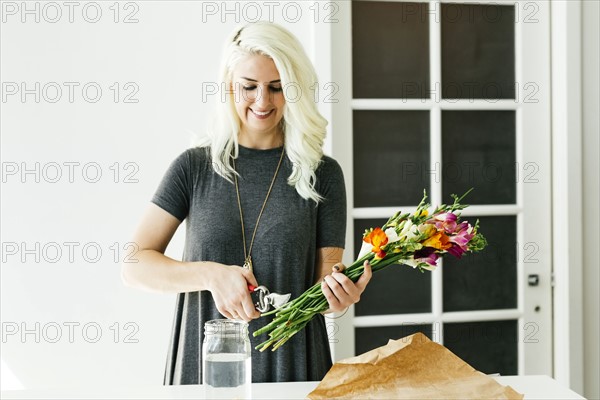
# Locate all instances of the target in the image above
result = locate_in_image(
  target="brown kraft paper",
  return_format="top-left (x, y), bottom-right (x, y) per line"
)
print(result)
top-left (308, 332), bottom-right (523, 399)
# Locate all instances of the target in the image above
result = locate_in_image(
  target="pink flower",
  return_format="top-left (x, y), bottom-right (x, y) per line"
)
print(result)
top-left (429, 212), bottom-right (458, 234)
top-left (448, 222), bottom-right (475, 258)
top-left (447, 244), bottom-right (467, 258)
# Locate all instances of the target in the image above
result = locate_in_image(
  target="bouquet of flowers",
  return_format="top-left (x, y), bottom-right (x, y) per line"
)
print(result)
top-left (253, 190), bottom-right (487, 351)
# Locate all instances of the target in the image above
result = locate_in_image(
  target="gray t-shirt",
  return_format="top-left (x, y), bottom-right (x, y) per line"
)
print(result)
top-left (151, 145), bottom-right (347, 384)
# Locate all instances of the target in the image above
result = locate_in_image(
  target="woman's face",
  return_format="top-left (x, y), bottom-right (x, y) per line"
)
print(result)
top-left (230, 54), bottom-right (286, 141)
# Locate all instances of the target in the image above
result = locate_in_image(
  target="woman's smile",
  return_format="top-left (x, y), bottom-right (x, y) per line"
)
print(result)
top-left (249, 108), bottom-right (275, 119)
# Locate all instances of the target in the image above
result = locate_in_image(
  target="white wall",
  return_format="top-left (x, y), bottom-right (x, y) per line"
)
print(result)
top-left (1, 1), bottom-right (321, 389)
top-left (581, 1), bottom-right (600, 399)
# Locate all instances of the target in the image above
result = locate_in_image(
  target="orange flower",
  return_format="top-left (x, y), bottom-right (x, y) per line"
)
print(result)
top-left (422, 230), bottom-right (452, 250)
top-left (363, 227), bottom-right (388, 257)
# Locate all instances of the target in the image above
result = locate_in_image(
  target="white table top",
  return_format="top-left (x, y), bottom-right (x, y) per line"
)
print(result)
top-left (1, 375), bottom-right (585, 399)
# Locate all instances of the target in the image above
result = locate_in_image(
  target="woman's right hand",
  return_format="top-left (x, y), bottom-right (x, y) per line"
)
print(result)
top-left (206, 263), bottom-right (262, 322)
top-left (123, 204), bottom-right (261, 322)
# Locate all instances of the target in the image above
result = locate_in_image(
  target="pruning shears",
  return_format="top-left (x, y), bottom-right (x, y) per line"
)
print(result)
top-left (247, 284), bottom-right (291, 313)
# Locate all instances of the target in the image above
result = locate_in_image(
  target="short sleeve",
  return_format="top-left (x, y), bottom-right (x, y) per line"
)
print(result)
top-left (316, 156), bottom-right (347, 249)
top-left (151, 149), bottom-right (194, 222)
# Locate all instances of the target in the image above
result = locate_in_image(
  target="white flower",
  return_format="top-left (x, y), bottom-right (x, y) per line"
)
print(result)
top-left (399, 220), bottom-right (420, 241)
top-left (399, 257), bottom-right (438, 271)
top-left (420, 263), bottom-right (437, 271)
top-left (357, 241), bottom-right (372, 259)
top-left (400, 257), bottom-right (419, 268)
top-left (384, 227), bottom-right (401, 243)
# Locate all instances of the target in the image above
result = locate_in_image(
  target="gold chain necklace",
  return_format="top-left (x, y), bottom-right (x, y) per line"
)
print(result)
top-left (232, 147), bottom-right (285, 272)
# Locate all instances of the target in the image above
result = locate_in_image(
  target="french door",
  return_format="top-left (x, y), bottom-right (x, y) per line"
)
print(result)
top-left (328, 0), bottom-right (552, 375)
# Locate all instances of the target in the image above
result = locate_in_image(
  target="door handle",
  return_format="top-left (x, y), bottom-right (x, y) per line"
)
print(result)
top-left (528, 274), bottom-right (539, 286)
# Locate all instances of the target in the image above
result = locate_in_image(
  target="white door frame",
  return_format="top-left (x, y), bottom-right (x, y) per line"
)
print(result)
top-left (550, 0), bottom-right (584, 393)
top-left (325, 0), bottom-right (355, 362)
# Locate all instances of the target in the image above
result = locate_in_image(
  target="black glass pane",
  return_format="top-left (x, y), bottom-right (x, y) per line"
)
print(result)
top-left (356, 324), bottom-right (432, 355)
top-left (441, 4), bottom-right (515, 99)
top-left (442, 111), bottom-right (515, 204)
top-left (444, 320), bottom-right (518, 375)
top-left (443, 216), bottom-right (517, 311)
top-left (354, 218), bottom-right (431, 316)
top-left (354, 111), bottom-right (430, 207)
top-left (353, 1), bottom-right (429, 98)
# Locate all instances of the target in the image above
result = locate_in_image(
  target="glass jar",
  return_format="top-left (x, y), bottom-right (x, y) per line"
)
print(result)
top-left (202, 319), bottom-right (252, 399)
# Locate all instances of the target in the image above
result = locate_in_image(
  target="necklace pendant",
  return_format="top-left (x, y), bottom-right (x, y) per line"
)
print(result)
top-left (243, 256), bottom-right (253, 271)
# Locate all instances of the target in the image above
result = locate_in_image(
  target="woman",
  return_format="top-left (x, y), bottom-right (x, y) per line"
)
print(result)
top-left (122, 21), bottom-right (372, 384)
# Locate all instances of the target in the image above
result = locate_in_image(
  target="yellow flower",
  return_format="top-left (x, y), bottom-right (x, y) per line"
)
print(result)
top-left (422, 231), bottom-right (452, 250)
top-left (415, 210), bottom-right (429, 217)
top-left (419, 224), bottom-right (436, 237)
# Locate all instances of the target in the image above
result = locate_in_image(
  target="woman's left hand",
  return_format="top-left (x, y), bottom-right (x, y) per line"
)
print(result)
top-left (321, 260), bottom-right (372, 313)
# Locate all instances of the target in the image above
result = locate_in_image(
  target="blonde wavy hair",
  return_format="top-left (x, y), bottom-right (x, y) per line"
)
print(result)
top-left (195, 21), bottom-right (327, 203)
